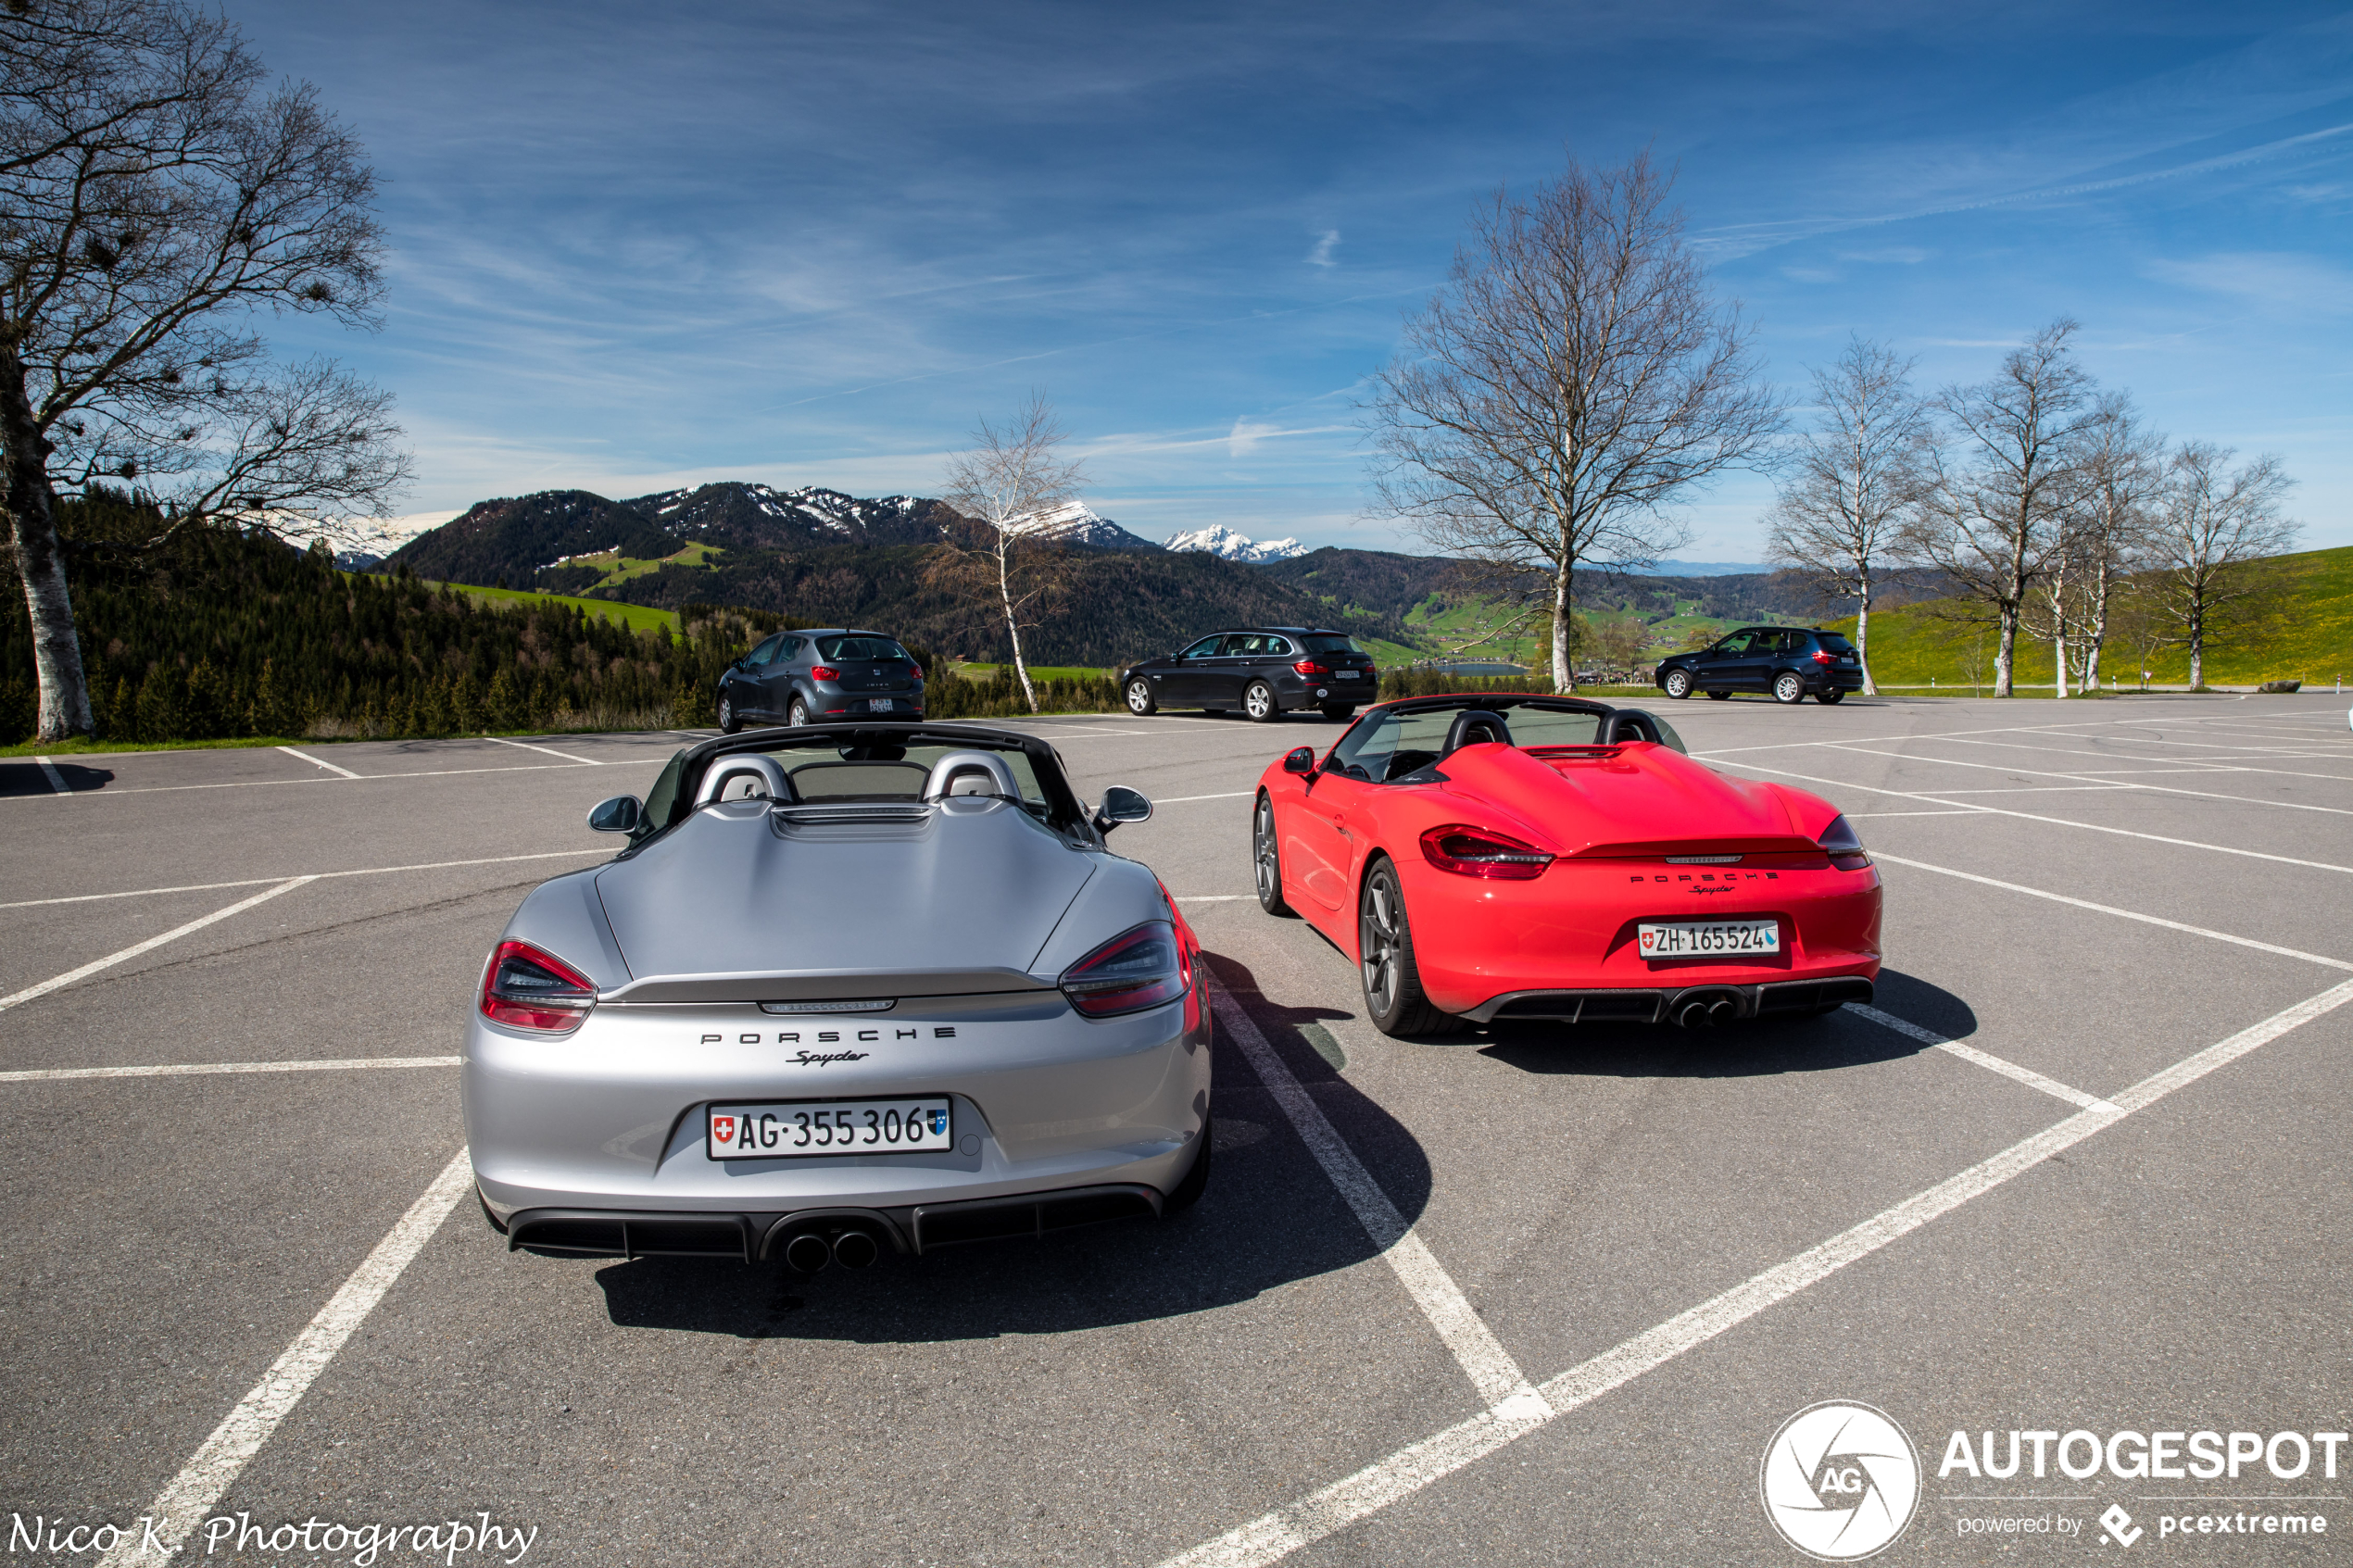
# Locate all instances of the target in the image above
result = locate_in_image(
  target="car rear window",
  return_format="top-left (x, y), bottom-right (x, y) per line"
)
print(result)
top-left (816, 635), bottom-right (911, 662)
top-left (1301, 634), bottom-right (1361, 655)
top-left (1816, 633), bottom-right (1856, 653)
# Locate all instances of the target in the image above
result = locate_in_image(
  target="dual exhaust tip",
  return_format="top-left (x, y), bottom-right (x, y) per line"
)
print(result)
top-left (780, 1226), bottom-right (882, 1273)
top-left (1671, 987), bottom-right (1743, 1029)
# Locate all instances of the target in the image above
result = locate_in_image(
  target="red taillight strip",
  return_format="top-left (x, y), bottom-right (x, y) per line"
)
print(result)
top-left (479, 939), bottom-right (596, 1033)
top-left (1419, 824), bottom-right (1554, 880)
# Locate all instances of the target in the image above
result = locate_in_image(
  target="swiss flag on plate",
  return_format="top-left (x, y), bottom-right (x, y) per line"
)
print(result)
top-left (711, 1115), bottom-right (736, 1145)
top-left (1640, 932), bottom-right (1655, 950)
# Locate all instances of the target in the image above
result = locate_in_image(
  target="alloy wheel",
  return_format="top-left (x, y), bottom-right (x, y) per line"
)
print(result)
top-left (1254, 801), bottom-right (1279, 904)
top-left (1773, 672), bottom-right (1805, 705)
top-left (1245, 682), bottom-right (1276, 721)
top-left (1127, 679), bottom-right (1154, 715)
top-left (1664, 669), bottom-right (1692, 699)
top-left (788, 697), bottom-right (811, 726)
top-left (1360, 875), bottom-right (1401, 1016)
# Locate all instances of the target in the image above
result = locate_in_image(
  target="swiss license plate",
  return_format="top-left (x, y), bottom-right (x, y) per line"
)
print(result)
top-left (1638, 920), bottom-right (1780, 958)
top-left (867, 697), bottom-right (893, 712)
top-left (1332, 670), bottom-right (1359, 680)
top-left (706, 1098), bottom-right (952, 1160)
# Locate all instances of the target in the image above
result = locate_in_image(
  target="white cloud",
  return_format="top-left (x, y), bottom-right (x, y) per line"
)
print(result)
top-left (1227, 416), bottom-right (1280, 457)
top-left (2145, 251), bottom-right (2353, 316)
top-left (1305, 229), bottom-right (1340, 268)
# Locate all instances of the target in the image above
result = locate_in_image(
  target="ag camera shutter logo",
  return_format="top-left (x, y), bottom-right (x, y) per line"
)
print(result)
top-left (1760, 1401), bottom-right (1921, 1560)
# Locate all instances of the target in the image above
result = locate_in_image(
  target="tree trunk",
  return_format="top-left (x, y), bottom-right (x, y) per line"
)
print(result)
top-left (2187, 607), bottom-right (2204, 691)
top-left (2082, 560), bottom-right (2110, 694)
top-left (2055, 624), bottom-right (2069, 697)
top-left (1856, 572), bottom-right (1877, 696)
top-left (2, 340), bottom-right (94, 740)
top-left (1553, 535), bottom-right (1571, 691)
top-left (1994, 608), bottom-right (2016, 698)
top-left (997, 535), bottom-right (1038, 713)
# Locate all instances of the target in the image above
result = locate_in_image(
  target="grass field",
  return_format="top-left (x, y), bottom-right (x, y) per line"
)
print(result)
top-left (422, 581), bottom-right (683, 636)
top-left (1831, 545), bottom-right (2353, 690)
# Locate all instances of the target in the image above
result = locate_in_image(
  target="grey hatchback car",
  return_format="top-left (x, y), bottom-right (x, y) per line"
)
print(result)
top-left (717, 629), bottom-right (926, 731)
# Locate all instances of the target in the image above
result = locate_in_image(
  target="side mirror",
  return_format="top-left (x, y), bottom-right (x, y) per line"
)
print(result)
top-left (1093, 784), bottom-right (1153, 834)
top-left (1282, 746), bottom-right (1315, 775)
top-left (586, 795), bottom-right (642, 834)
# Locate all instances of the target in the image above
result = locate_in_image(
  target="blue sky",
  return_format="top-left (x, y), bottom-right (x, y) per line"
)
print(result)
top-left (246, 0), bottom-right (2353, 558)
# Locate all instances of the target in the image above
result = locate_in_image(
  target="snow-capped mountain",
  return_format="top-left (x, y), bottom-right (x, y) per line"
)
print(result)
top-left (1163, 524), bottom-right (1308, 563)
top-left (262, 509), bottom-right (458, 571)
top-left (624, 483), bottom-right (951, 549)
top-left (1004, 500), bottom-right (1162, 551)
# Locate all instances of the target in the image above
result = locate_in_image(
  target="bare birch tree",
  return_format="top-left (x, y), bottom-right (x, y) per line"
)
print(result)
top-left (4, 0), bottom-right (409, 739)
top-left (937, 394), bottom-right (1085, 714)
top-left (1903, 320), bottom-right (2098, 697)
top-left (2142, 443), bottom-right (2297, 689)
top-left (2042, 394), bottom-right (2164, 695)
top-left (1762, 336), bottom-right (1929, 696)
top-left (1365, 151), bottom-right (1782, 692)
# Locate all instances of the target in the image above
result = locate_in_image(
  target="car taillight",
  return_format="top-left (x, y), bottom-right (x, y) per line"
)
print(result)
top-left (480, 940), bottom-right (595, 1032)
top-left (909, 664), bottom-right (925, 681)
top-left (1420, 824), bottom-right (1554, 880)
top-left (1060, 921), bottom-right (1187, 1017)
top-left (810, 665), bottom-right (840, 681)
top-left (1818, 814), bottom-right (1871, 870)
top-left (1812, 650), bottom-right (1834, 666)
top-left (1293, 659), bottom-right (1330, 678)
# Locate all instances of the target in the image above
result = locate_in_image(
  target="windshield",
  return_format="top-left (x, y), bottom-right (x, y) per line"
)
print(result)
top-left (749, 738), bottom-right (1049, 809)
top-left (816, 635), bottom-right (911, 662)
top-left (1328, 700), bottom-right (1611, 784)
top-left (1301, 634), bottom-right (1361, 655)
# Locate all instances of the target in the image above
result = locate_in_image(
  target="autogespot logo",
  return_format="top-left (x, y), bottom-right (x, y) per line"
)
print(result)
top-left (1761, 1401), bottom-right (1922, 1561)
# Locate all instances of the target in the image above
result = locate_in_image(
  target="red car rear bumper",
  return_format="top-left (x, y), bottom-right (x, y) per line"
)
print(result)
top-left (1400, 855), bottom-right (1883, 1020)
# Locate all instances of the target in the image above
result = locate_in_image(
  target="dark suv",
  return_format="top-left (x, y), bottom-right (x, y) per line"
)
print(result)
top-left (1119, 628), bottom-right (1378, 721)
top-left (1653, 626), bottom-right (1863, 706)
top-left (715, 628), bottom-right (925, 731)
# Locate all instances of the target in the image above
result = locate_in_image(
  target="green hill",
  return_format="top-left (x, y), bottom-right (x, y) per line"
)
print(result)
top-left (1830, 545), bottom-right (2353, 690)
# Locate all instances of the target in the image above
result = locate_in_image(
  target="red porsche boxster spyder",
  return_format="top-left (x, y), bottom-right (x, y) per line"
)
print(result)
top-left (1251, 694), bottom-right (1881, 1035)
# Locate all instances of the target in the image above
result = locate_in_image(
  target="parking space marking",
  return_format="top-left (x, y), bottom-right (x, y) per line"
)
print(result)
top-left (277, 746), bottom-right (361, 780)
top-left (1714, 759), bottom-right (2353, 877)
top-left (1178, 895), bottom-right (1250, 902)
top-left (0, 1055), bottom-right (460, 1084)
top-left (1161, 976), bottom-right (2353, 1568)
top-left (1159, 791), bottom-right (1255, 805)
top-left (98, 1148), bottom-right (474, 1568)
top-left (1872, 853), bottom-right (2353, 971)
top-left (1823, 742), bottom-right (2353, 817)
top-left (1210, 974), bottom-right (1544, 1412)
top-left (1849, 1004), bottom-right (2120, 1112)
top-left (34, 755), bottom-right (69, 794)
top-left (0, 848), bottom-right (610, 911)
top-left (484, 735), bottom-right (600, 764)
top-left (0, 758), bottom-right (648, 802)
top-left (0, 878), bottom-right (317, 1014)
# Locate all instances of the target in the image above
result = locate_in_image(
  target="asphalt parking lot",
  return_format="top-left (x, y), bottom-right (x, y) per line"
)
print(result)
top-left (4, 692), bottom-right (2348, 1566)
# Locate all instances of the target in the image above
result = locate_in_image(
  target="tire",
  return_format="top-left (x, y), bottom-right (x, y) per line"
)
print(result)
top-left (1253, 793), bottom-right (1291, 915)
top-left (787, 696), bottom-right (812, 727)
top-left (1706, 690), bottom-right (1731, 701)
top-left (1162, 1118), bottom-right (1212, 1213)
top-left (1817, 689), bottom-right (1844, 706)
top-left (1772, 671), bottom-right (1806, 706)
top-left (1126, 678), bottom-right (1158, 716)
top-left (1359, 859), bottom-right (1459, 1037)
top-left (717, 692), bottom-right (740, 734)
top-left (1243, 681), bottom-right (1279, 722)
top-left (1662, 669), bottom-right (1692, 699)
top-left (1320, 704), bottom-right (1356, 722)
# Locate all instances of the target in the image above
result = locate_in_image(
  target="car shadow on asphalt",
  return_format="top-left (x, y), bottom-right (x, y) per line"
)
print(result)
top-left (0, 759), bottom-right (114, 797)
top-left (1470, 969), bottom-right (1975, 1080)
top-left (594, 956), bottom-right (1431, 1343)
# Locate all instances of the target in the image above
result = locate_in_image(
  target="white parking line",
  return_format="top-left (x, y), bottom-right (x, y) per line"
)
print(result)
top-left (98, 1148), bottom-right (474, 1568)
top-left (1849, 1004), bottom-right (2120, 1112)
top-left (0, 848), bottom-right (610, 910)
top-left (1823, 742), bottom-right (2353, 817)
top-left (1210, 974), bottom-right (1543, 1413)
top-left (484, 735), bottom-right (600, 764)
top-left (1159, 791), bottom-right (1254, 805)
top-left (1159, 977), bottom-right (2353, 1568)
top-left (34, 755), bottom-right (69, 794)
top-left (0, 1055), bottom-right (460, 1084)
top-left (0, 757), bottom-right (646, 802)
top-left (1872, 852), bottom-right (2353, 972)
top-left (1711, 759), bottom-right (2353, 877)
top-left (1177, 896), bottom-right (1251, 902)
top-left (0, 879), bottom-right (316, 1013)
top-left (277, 746), bottom-right (360, 780)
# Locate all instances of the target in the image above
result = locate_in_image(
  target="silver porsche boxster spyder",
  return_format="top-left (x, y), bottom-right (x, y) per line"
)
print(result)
top-left (462, 722), bottom-right (1212, 1272)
